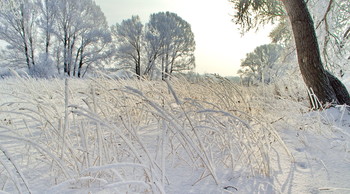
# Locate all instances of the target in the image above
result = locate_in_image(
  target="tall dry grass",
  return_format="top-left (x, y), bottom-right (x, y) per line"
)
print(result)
top-left (0, 73), bottom-right (310, 193)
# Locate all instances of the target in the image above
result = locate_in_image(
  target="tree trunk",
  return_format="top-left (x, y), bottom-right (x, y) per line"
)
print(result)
top-left (161, 55), bottom-right (165, 80)
top-left (73, 46), bottom-right (82, 77)
top-left (136, 50), bottom-right (141, 78)
top-left (29, 36), bottom-right (35, 67)
top-left (281, 0), bottom-right (350, 106)
top-left (45, 26), bottom-right (50, 55)
top-left (20, 4), bottom-right (31, 69)
top-left (63, 35), bottom-right (69, 75)
top-left (164, 53), bottom-right (169, 80)
top-left (77, 47), bottom-right (84, 78)
top-left (326, 71), bottom-right (350, 105)
top-left (23, 38), bottom-right (31, 69)
top-left (144, 53), bottom-right (157, 76)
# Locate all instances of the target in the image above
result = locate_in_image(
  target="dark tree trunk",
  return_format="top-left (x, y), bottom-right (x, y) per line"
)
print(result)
top-left (136, 50), bottom-right (141, 78)
top-left (45, 29), bottom-right (50, 55)
top-left (63, 35), bottom-right (69, 75)
top-left (29, 35), bottom-right (35, 67)
top-left (326, 71), bottom-right (350, 105)
top-left (20, 5), bottom-right (31, 69)
top-left (281, 0), bottom-right (349, 106)
top-left (77, 47), bottom-right (84, 78)
top-left (23, 39), bottom-right (31, 69)
top-left (74, 46), bottom-right (82, 77)
top-left (164, 53), bottom-right (169, 80)
top-left (144, 53), bottom-right (157, 76)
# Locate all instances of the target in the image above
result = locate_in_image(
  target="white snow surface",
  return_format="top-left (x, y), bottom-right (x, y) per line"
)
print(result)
top-left (0, 75), bottom-right (349, 194)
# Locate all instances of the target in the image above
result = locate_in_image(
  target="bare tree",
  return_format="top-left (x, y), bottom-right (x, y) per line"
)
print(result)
top-left (282, 0), bottom-right (349, 106)
top-left (145, 12), bottom-right (196, 80)
top-left (52, 0), bottom-right (112, 77)
top-left (230, 0), bottom-right (350, 107)
top-left (36, 0), bottom-right (57, 56)
top-left (0, 0), bottom-right (37, 69)
top-left (72, 1), bottom-right (112, 77)
top-left (239, 44), bottom-right (283, 84)
top-left (112, 15), bottom-right (144, 77)
top-left (270, 0), bottom-right (350, 76)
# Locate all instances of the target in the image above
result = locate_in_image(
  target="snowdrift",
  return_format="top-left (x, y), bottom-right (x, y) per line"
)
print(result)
top-left (0, 75), bottom-right (349, 193)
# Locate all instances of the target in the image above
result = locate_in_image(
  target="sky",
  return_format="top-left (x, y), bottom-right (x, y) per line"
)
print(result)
top-left (95, 0), bottom-right (273, 77)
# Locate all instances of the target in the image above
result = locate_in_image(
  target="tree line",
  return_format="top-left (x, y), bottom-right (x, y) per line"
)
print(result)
top-left (0, 0), bottom-right (195, 79)
top-left (1, 0), bottom-right (349, 107)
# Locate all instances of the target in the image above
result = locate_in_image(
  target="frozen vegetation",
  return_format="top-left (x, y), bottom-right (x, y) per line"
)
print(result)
top-left (0, 0), bottom-right (349, 193)
top-left (0, 73), bottom-right (349, 193)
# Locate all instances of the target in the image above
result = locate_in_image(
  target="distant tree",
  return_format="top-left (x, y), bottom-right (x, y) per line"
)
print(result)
top-left (239, 44), bottom-right (283, 84)
top-left (112, 15), bottom-right (144, 77)
top-left (230, 0), bottom-right (350, 107)
top-left (143, 20), bottom-right (163, 77)
top-left (71, 1), bottom-right (113, 77)
top-left (36, 0), bottom-right (57, 56)
top-left (47, 0), bottom-right (112, 77)
top-left (0, 0), bottom-right (112, 77)
top-left (269, 19), bottom-right (293, 47)
top-left (145, 12), bottom-right (195, 80)
top-left (53, 0), bottom-right (76, 75)
top-left (0, 0), bottom-right (38, 69)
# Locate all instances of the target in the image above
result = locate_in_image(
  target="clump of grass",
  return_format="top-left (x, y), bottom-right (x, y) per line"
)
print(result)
top-left (0, 73), bottom-right (307, 193)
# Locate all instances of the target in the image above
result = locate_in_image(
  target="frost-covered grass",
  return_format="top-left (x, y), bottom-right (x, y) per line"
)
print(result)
top-left (0, 74), bottom-right (349, 193)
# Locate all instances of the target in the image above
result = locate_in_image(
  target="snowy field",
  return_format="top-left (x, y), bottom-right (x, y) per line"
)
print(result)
top-left (0, 74), bottom-right (349, 193)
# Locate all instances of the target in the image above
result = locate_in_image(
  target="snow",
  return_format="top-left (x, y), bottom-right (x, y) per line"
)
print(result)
top-left (274, 106), bottom-right (350, 193)
top-left (0, 75), bottom-right (349, 193)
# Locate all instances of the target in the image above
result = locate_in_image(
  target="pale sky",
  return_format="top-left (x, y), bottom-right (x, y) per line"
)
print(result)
top-left (95, 0), bottom-right (273, 76)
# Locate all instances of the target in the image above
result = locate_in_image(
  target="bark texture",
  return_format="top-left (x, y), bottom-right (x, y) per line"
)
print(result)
top-left (326, 71), bottom-right (350, 105)
top-left (281, 0), bottom-right (347, 106)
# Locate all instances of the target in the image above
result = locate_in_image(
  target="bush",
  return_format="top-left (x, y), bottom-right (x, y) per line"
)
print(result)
top-left (28, 54), bottom-right (57, 78)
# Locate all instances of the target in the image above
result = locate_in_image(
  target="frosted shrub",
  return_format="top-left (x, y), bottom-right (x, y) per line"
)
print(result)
top-left (0, 68), bottom-right (13, 78)
top-left (28, 54), bottom-right (57, 78)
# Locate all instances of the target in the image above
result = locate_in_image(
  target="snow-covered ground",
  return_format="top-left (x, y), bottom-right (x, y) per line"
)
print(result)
top-left (0, 75), bottom-right (349, 193)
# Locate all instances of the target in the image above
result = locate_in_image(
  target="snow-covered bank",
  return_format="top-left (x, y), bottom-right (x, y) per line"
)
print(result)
top-left (0, 76), bottom-right (349, 193)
